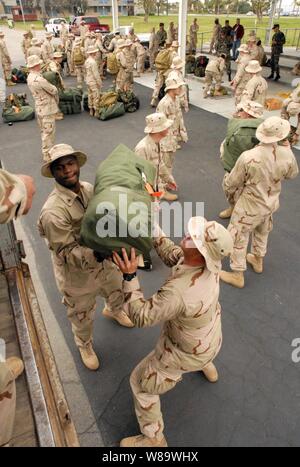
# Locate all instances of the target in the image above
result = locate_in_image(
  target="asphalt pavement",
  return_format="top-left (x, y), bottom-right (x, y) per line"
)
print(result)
top-left (1, 73), bottom-right (300, 446)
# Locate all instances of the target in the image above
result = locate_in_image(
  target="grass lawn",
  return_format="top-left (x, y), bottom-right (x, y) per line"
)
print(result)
top-left (1, 14), bottom-right (299, 46)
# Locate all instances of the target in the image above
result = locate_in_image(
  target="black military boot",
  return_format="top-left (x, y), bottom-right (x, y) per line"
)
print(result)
top-left (274, 74), bottom-right (280, 81)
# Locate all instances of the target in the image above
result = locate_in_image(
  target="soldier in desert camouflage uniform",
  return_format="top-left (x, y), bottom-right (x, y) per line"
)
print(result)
top-left (231, 44), bottom-right (251, 107)
top-left (135, 113), bottom-right (178, 201)
top-left (220, 117), bottom-right (298, 289)
top-left (240, 60), bottom-right (268, 107)
top-left (156, 75), bottom-right (184, 182)
top-left (38, 144), bottom-right (134, 371)
top-left (116, 40), bottom-right (135, 91)
top-left (113, 217), bottom-right (233, 447)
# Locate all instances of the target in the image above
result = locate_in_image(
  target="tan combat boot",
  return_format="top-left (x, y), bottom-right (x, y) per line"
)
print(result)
top-left (102, 307), bottom-right (134, 328)
top-left (89, 109), bottom-right (94, 117)
top-left (55, 112), bottom-right (64, 121)
top-left (79, 343), bottom-right (100, 371)
top-left (6, 80), bottom-right (16, 87)
top-left (6, 357), bottom-right (24, 380)
top-left (219, 206), bottom-right (233, 219)
top-left (150, 97), bottom-right (157, 108)
top-left (202, 362), bottom-right (218, 383)
top-left (247, 253), bottom-right (263, 273)
top-left (219, 270), bottom-right (245, 288)
top-left (161, 191), bottom-right (178, 202)
top-left (120, 434), bottom-right (168, 448)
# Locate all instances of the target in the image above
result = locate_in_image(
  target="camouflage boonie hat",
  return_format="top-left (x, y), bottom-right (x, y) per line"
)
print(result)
top-left (144, 113), bottom-right (173, 134)
top-left (188, 217), bottom-right (234, 273)
top-left (41, 144), bottom-right (87, 178)
top-left (256, 116), bottom-right (291, 144)
top-left (237, 100), bottom-right (264, 118)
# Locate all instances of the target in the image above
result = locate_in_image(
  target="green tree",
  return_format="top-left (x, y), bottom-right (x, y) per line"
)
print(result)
top-left (137, 0), bottom-right (156, 22)
top-left (251, 0), bottom-right (270, 20)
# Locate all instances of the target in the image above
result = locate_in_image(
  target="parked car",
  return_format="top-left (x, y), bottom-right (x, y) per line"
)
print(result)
top-left (45, 18), bottom-right (69, 37)
top-left (70, 16), bottom-right (110, 36)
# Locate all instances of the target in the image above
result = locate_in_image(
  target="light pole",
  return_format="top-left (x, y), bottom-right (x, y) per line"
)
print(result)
top-left (112, 0), bottom-right (119, 32)
top-left (266, 0), bottom-right (278, 45)
top-left (178, 0), bottom-right (188, 73)
top-left (19, 0), bottom-right (26, 25)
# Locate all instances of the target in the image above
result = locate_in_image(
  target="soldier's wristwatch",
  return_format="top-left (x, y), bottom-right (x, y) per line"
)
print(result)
top-left (123, 273), bottom-right (137, 282)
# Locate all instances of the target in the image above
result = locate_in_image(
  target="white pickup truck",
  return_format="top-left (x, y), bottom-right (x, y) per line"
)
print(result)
top-left (45, 18), bottom-right (69, 37)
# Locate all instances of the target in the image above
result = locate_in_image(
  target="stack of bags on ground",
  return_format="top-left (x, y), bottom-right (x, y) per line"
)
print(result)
top-left (43, 71), bottom-right (83, 115)
top-left (83, 89), bottom-right (140, 121)
top-left (2, 93), bottom-right (35, 123)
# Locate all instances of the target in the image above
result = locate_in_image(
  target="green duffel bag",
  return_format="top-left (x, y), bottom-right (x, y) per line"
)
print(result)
top-left (59, 87), bottom-right (82, 103)
top-left (80, 144), bottom-right (156, 257)
top-left (98, 102), bottom-right (125, 121)
top-left (59, 100), bottom-right (82, 115)
top-left (3, 105), bottom-right (35, 123)
top-left (43, 71), bottom-right (64, 92)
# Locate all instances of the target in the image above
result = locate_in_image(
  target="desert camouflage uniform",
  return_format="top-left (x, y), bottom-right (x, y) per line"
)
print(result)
top-left (189, 22), bottom-right (199, 51)
top-left (65, 37), bottom-right (75, 75)
top-left (38, 182), bottom-right (125, 349)
top-left (133, 42), bottom-right (147, 75)
top-left (116, 47), bottom-right (135, 91)
top-left (71, 43), bottom-right (85, 88)
top-left (27, 44), bottom-right (42, 59)
top-left (0, 37), bottom-right (12, 82)
top-left (84, 36), bottom-right (96, 53)
top-left (152, 49), bottom-right (178, 101)
top-left (41, 39), bottom-right (54, 65)
top-left (167, 69), bottom-right (188, 143)
top-left (0, 170), bottom-right (26, 224)
top-left (135, 134), bottom-right (176, 191)
top-left (123, 233), bottom-right (223, 440)
top-left (157, 93), bottom-right (179, 177)
top-left (248, 44), bottom-right (259, 60)
top-left (95, 36), bottom-right (106, 77)
top-left (241, 75), bottom-right (268, 107)
top-left (59, 24), bottom-right (68, 49)
top-left (22, 36), bottom-right (31, 60)
top-left (233, 55), bottom-right (251, 105)
top-left (149, 32), bottom-right (159, 70)
top-left (204, 57), bottom-right (225, 96)
top-left (85, 55), bottom-right (102, 114)
top-left (27, 70), bottom-right (59, 161)
top-left (0, 363), bottom-right (16, 446)
top-left (223, 143), bottom-right (298, 271)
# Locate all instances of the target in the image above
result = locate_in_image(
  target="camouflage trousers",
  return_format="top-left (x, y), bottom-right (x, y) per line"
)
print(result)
top-left (162, 151), bottom-right (176, 179)
top-left (137, 55), bottom-right (146, 74)
top-left (67, 52), bottom-right (75, 75)
top-left (130, 351), bottom-right (184, 439)
top-left (87, 84), bottom-right (101, 112)
top-left (116, 68), bottom-right (134, 92)
top-left (149, 49), bottom-right (158, 70)
top-left (75, 65), bottom-right (85, 88)
top-left (204, 71), bottom-right (222, 96)
top-left (0, 364), bottom-right (16, 446)
top-left (37, 114), bottom-right (56, 161)
top-left (54, 260), bottom-right (124, 349)
top-left (228, 203), bottom-right (274, 271)
top-left (152, 72), bottom-right (165, 100)
top-left (96, 57), bottom-right (104, 77)
top-left (1, 59), bottom-right (11, 81)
